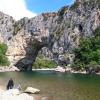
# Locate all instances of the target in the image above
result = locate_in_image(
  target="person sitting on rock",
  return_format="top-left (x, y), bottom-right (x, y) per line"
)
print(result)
top-left (7, 78), bottom-right (14, 90)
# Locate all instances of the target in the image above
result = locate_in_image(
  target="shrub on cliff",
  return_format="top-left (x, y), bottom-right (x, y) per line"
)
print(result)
top-left (0, 43), bottom-right (10, 66)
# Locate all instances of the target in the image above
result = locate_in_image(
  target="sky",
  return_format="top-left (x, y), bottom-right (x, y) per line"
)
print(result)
top-left (0, 0), bottom-right (75, 20)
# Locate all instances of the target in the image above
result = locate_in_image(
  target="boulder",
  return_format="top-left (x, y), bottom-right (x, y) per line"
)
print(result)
top-left (25, 87), bottom-right (40, 94)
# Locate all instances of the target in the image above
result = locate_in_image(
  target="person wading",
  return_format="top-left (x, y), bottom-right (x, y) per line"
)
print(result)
top-left (7, 78), bottom-right (14, 90)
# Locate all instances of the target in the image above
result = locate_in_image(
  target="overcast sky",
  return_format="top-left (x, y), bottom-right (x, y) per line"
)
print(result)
top-left (0, 0), bottom-right (75, 20)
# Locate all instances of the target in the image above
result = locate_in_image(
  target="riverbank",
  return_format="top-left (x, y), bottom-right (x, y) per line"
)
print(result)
top-left (0, 66), bottom-right (55, 72)
top-left (0, 89), bottom-right (33, 100)
top-left (0, 66), bottom-right (100, 75)
top-left (0, 66), bottom-right (20, 72)
top-left (0, 66), bottom-right (92, 75)
top-left (0, 88), bottom-right (42, 100)
top-left (33, 67), bottom-right (88, 74)
top-left (32, 68), bottom-right (55, 71)
top-left (32, 66), bottom-right (100, 75)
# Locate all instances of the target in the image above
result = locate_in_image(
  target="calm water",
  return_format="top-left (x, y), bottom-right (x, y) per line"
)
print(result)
top-left (0, 71), bottom-right (100, 100)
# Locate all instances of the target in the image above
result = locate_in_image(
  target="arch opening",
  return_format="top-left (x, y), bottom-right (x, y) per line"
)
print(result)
top-left (33, 47), bottom-right (57, 69)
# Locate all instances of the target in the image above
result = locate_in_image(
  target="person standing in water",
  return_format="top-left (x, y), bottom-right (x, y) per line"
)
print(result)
top-left (7, 78), bottom-right (14, 90)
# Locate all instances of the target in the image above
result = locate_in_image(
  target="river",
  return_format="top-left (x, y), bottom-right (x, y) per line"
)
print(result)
top-left (0, 71), bottom-right (100, 100)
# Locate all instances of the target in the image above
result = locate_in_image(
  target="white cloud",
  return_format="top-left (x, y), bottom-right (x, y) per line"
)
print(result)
top-left (0, 0), bottom-right (37, 20)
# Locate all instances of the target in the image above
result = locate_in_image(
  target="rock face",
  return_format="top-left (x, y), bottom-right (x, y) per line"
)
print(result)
top-left (0, 0), bottom-right (100, 71)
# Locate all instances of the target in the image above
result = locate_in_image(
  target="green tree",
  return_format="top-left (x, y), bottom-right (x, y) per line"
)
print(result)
top-left (72, 28), bottom-right (100, 70)
top-left (0, 43), bottom-right (10, 66)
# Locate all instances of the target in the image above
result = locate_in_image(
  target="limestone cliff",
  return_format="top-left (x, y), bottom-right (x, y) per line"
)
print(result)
top-left (0, 0), bottom-right (100, 70)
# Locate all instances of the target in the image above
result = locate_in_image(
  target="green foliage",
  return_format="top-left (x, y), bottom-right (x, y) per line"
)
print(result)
top-left (33, 57), bottom-right (57, 68)
top-left (94, 27), bottom-right (100, 36)
top-left (0, 43), bottom-right (8, 54)
top-left (72, 28), bottom-right (100, 70)
top-left (0, 43), bottom-right (10, 66)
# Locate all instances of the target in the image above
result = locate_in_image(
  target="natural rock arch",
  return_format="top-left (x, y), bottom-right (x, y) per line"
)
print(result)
top-left (14, 34), bottom-right (55, 71)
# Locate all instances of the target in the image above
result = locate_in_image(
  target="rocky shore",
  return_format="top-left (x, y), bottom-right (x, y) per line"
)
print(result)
top-left (0, 66), bottom-right (94, 74)
top-left (32, 66), bottom-right (87, 74)
top-left (0, 89), bottom-right (33, 100)
top-left (0, 87), bottom-right (42, 100)
top-left (0, 66), bottom-right (20, 72)
top-left (0, 66), bottom-right (83, 74)
top-left (0, 66), bottom-right (100, 75)
top-left (55, 66), bottom-right (87, 74)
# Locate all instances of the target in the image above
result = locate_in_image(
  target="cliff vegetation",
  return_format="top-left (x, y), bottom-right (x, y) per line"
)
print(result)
top-left (0, 43), bottom-right (10, 66)
top-left (72, 28), bottom-right (100, 72)
top-left (33, 56), bottom-right (57, 68)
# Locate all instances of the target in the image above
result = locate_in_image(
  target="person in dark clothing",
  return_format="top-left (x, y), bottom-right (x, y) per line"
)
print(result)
top-left (7, 78), bottom-right (14, 90)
